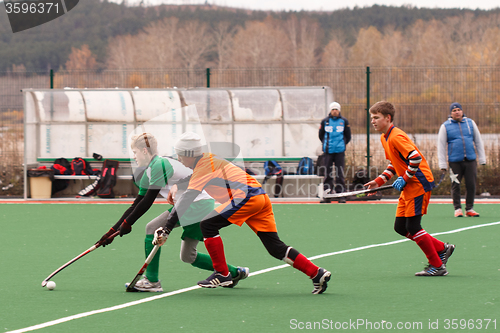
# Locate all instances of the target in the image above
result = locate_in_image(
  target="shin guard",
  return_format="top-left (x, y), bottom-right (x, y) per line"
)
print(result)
top-left (283, 247), bottom-right (319, 278)
top-left (203, 236), bottom-right (229, 276)
top-left (145, 234), bottom-right (161, 282)
top-left (411, 230), bottom-right (443, 267)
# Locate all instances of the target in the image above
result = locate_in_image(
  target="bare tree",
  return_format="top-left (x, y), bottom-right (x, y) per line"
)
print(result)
top-left (298, 17), bottom-right (322, 67)
top-left (142, 17), bottom-right (181, 69)
top-left (212, 21), bottom-right (238, 69)
top-left (480, 26), bottom-right (500, 66)
top-left (284, 15), bottom-right (322, 67)
top-left (320, 35), bottom-right (346, 67)
top-left (65, 44), bottom-right (97, 70)
top-left (176, 20), bottom-right (213, 70)
top-left (348, 26), bottom-right (384, 66)
top-left (231, 17), bottom-right (292, 68)
top-left (379, 26), bottom-right (407, 66)
top-left (284, 15), bottom-right (299, 67)
top-left (405, 19), bottom-right (449, 66)
top-left (106, 34), bottom-right (142, 69)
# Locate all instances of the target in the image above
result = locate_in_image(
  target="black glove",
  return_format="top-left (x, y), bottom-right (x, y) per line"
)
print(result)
top-left (119, 220), bottom-right (132, 237)
top-left (96, 227), bottom-right (116, 247)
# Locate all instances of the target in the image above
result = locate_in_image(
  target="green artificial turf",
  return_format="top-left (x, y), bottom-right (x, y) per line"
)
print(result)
top-left (0, 203), bottom-right (498, 332)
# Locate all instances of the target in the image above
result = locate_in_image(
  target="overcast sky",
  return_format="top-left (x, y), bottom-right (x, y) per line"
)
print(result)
top-left (114, 0), bottom-right (500, 11)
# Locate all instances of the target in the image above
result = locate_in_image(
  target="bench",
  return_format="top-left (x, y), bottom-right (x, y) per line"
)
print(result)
top-left (235, 157), bottom-right (323, 198)
top-left (33, 157), bottom-right (137, 198)
top-left (31, 156), bottom-right (323, 199)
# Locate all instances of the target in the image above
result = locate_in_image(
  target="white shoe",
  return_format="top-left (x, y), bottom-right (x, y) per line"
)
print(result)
top-left (125, 276), bottom-right (163, 292)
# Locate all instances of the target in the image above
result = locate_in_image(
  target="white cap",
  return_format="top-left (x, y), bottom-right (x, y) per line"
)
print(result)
top-left (174, 132), bottom-right (203, 157)
top-left (329, 102), bottom-right (341, 111)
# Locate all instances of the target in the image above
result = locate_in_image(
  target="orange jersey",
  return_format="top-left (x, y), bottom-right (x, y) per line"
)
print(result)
top-left (381, 126), bottom-right (435, 198)
top-left (188, 153), bottom-right (265, 204)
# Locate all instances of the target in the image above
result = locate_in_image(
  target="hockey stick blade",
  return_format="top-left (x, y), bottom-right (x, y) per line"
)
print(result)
top-left (126, 244), bottom-right (160, 292)
top-left (41, 230), bottom-right (119, 287)
top-left (323, 184), bottom-right (393, 199)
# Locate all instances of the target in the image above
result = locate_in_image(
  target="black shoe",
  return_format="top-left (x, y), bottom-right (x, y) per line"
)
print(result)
top-left (319, 198), bottom-right (331, 203)
top-left (311, 268), bottom-right (331, 294)
top-left (338, 197), bottom-right (346, 203)
top-left (198, 271), bottom-right (233, 288)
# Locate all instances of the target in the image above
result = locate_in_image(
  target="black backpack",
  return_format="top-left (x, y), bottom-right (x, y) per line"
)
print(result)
top-left (52, 158), bottom-right (71, 175)
top-left (71, 157), bottom-right (94, 175)
top-left (95, 160), bottom-right (120, 198)
top-left (51, 158), bottom-right (72, 194)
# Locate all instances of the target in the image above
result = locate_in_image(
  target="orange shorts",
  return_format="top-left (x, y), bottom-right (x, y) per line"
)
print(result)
top-left (396, 191), bottom-right (431, 217)
top-left (215, 194), bottom-right (277, 234)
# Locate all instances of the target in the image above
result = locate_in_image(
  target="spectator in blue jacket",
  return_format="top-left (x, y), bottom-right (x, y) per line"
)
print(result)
top-left (437, 102), bottom-right (486, 217)
top-left (318, 102), bottom-right (351, 203)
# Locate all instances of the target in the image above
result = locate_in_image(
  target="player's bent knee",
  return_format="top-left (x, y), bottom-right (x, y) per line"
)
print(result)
top-left (180, 252), bottom-right (196, 264)
top-left (200, 214), bottom-right (231, 238)
top-left (393, 217), bottom-right (408, 236)
top-left (258, 232), bottom-right (289, 260)
top-left (406, 215), bottom-right (423, 235)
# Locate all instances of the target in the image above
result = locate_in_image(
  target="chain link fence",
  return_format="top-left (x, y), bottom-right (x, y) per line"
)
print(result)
top-left (2, 67), bottom-right (499, 197)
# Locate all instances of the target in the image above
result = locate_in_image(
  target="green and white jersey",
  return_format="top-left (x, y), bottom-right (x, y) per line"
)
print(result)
top-left (138, 155), bottom-right (213, 218)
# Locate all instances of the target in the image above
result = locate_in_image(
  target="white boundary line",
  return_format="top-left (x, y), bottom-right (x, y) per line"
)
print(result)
top-left (8, 221), bottom-right (500, 333)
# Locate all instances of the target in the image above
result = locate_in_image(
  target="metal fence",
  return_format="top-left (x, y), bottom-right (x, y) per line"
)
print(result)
top-left (2, 67), bottom-right (500, 197)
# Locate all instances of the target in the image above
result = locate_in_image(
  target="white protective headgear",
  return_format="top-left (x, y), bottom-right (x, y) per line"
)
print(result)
top-left (174, 132), bottom-right (204, 157)
top-left (329, 102), bottom-right (341, 111)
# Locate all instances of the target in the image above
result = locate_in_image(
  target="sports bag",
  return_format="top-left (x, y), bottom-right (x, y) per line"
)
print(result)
top-left (51, 158), bottom-right (71, 194)
top-left (263, 160), bottom-right (284, 198)
top-left (297, 157), bottom-right (314, 175)
top-left (95, 160), bottom-right (120, 198)
top-left (71, 157), bottom-right (94, 175)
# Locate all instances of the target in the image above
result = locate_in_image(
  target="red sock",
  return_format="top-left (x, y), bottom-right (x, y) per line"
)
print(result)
top-left (204, 236), bottom-right (229, 276)
top-left (292, 254), bottom-right (319, 278)
top-left (411, 230), bottom-right (443, 267)
top-left (407, 232), bottom-right (444, 253)
top-left (432, 237), bottom-right (445, 253)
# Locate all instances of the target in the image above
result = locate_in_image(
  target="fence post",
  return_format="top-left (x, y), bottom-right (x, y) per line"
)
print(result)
top-left (50, 69), bottom-right (54, 89)
top-left (366, 66), bottom-right (371, 178)
top-left (206, 67), bottom-right (210, 88)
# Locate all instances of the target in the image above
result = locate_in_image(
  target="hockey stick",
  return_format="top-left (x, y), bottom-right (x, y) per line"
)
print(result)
top-left (41, 230), bottom-right (119, 287)
top-left (435, 170), bottom-right (447, 187)
top-left (125, 244), bottom-right (160, 292)
top-left (323, 184), bottom-right (393, 199)
top-left (323, 170), bottom-right (447, 199)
